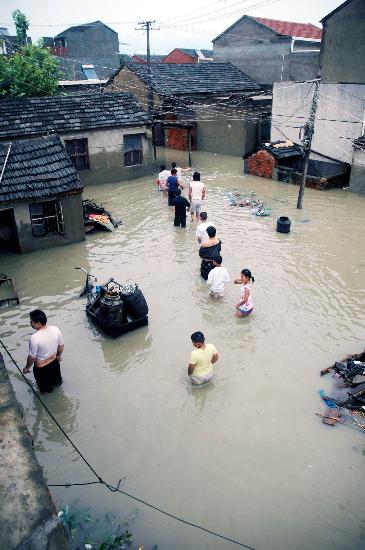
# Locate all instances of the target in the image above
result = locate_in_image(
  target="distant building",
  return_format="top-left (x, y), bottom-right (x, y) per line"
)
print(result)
top-left (0, 136), bottom-right (84, 254)
top-left (213, 16), bottom-right (321, 86)
top-left (106, 62), bottom-right (268, 156)
top-left (0, 27), bottom-right (32, 55)
top-left (0, 93), bottom-right (153, 186)
top-left (132, 54), bottom-right (165, 63)
top-left (162, 48), bottom-right (213, 63)
top-left (43, 21), bottom-right (120, 80)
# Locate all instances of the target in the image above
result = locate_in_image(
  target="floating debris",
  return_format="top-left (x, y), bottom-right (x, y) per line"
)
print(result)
top-left (224, 191), bottom-right (271, 216)
top-left (83, 200), bottom-right (121, 233)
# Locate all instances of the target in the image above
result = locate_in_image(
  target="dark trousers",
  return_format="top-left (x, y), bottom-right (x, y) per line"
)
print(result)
top-left (174, 216), bottom-right (186, 228)
top-left (168, 191), bottom-right (177, 206)
top-left (33, 358), bottom-right (62, 393)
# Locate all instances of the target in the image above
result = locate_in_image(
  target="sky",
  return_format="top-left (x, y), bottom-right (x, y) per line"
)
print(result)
top-left (1, 0), bottom-right (341, 55)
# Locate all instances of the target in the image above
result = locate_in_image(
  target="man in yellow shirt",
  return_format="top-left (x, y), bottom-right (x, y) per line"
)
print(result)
top-left (188, 331), bottom-right (218, 385)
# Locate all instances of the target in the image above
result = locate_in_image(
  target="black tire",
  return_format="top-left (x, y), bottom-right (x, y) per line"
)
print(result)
top-left (122, 288), bottom-right (148, 319)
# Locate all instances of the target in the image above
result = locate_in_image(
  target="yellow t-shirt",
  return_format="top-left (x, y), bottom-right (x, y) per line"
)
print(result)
top-left (190, 343), bottom-right (217, 377)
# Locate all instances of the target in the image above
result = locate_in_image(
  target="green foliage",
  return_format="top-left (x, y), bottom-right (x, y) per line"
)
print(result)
top-left (12, 9), bottom-right (29, 48)
top-left (0, 44), bottom-right (60, 97)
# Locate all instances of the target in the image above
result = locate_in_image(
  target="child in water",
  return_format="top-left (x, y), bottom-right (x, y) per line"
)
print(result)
top-left (234, 268), bottom-right (254, 317)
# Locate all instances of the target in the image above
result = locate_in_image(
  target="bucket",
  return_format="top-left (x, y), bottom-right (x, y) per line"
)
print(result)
top-left (276, 216), bottom-right (291, 233)
top-left (99, 290), bottom-right (125, 325)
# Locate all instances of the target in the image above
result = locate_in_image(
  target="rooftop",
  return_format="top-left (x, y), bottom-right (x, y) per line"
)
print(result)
top-left (0, 92), bottom-right (152, 139)
top-left (123, 62), bottom-right (260, 95)
top-left (0, 135), bottom-right (83, 203)
top-left (213, 15), bottom-right (322, 42)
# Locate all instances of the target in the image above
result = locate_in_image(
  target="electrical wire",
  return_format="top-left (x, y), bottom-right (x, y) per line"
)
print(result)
top-left (0, 339), bottom-right (255, 550)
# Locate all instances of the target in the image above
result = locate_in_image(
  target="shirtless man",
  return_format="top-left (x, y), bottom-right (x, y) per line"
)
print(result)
top-left (23, 309), bottom-right (64, 393)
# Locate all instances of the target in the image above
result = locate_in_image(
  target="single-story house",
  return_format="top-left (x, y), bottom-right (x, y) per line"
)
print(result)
top-left (106, 62), bottom-right (268, 156)
top-left (0, 135), bottom-right (84, 254)
top-left (0, 92), bottom-right (153, 186)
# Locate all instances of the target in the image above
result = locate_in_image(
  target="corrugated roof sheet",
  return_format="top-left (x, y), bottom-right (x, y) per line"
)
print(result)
top-left (125, 62), bottom-right (260, 95)
top-left (0, 92), bottom-right (152, 139)
top-left (0, 135), bottom-right (83, 203)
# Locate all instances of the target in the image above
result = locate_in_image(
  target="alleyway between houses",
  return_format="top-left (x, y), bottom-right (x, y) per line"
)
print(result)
top-left (1, 149), bottom-right (365, 550)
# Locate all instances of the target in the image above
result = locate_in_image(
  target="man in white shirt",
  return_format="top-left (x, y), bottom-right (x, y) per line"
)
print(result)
top-left (189, 171), bottom-right (205, 221)
top-left (196, 211), bottom-right (215, 245)
top-left (158, 164), bottom-right (170, 195)
top-left (207, 256), bottom-right (230, 298)
top-left (23, 309), bottom-right (64, 393)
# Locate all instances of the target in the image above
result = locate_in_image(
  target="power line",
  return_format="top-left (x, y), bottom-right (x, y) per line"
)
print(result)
top-left (0, 339), bottom-right (255, 550)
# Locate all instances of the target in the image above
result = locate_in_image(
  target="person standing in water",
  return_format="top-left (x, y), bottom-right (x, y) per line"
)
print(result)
top-left (188, 331), bottom-right (218, 385)
top-left (207, 255), bottom-right (230, 298)
top-left (189, 171), bottom-right (205, 222)
top-left (234, 268), bottom-right (254, 317)
top-left (23, 309), bottom-right (64, 393)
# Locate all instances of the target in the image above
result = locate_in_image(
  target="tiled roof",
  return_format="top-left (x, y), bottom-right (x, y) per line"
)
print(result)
top-left (125, 62), bottom-right (260, 95)
top-left (132, 54), bottom-right (165, 62)
top-left (353, 134), bottom-right (365, 150)
top-left (254, 17), bottom-right (322, 39)
top-left (0, 135), bottom-right (83, 203)
top-left (200, 49), bottom-right (213, 58)
top-left (175, 49), bottom-right (213, 58)
top-left (0, 93), bottom-right (152, 139)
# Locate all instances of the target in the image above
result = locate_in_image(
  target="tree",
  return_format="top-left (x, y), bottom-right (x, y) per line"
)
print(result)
top-left (0, 45), bottom-right (60, 97)
top-left (12, 9), bottom-right (29, 48)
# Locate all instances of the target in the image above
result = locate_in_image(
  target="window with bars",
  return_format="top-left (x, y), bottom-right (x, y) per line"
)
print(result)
top-left (65, 138), bottom-right (90, 171)
top-left (123, 134), bottom-right (143, 166)
top-left (29, 201), bottom-right (64, 237)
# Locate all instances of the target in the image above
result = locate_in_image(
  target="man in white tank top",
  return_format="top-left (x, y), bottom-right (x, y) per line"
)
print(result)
top-left (23, 309), bottom-right (64, 393)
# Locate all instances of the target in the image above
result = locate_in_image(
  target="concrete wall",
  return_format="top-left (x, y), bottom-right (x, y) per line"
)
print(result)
top-left (0, 353), bottom-right (70, 550)
top-left (60, 127), bottom-right (153, 185)
top-left (60, 23), bottom-right (120, 78)
top-left (349, 147), bottom-right (365, 195)
top-left (2, 192), bottom-right (85, 254)
top-left (271, 81), bottom-right (365, 164)
top-left (213, 18), bottom-right (320, 85)
top-left (321, 0), bottom-right (365, 84)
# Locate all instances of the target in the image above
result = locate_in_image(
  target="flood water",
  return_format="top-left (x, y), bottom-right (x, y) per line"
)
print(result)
top-left (1, 148), bottom-right (365, 550)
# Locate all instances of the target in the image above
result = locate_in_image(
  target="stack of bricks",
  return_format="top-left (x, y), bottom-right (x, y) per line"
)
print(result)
top-left (247, 149), bottom-right (276, 179)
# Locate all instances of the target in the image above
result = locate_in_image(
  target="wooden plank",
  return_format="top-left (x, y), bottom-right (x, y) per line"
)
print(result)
top-left (321, 408), bottom-right (341, 426)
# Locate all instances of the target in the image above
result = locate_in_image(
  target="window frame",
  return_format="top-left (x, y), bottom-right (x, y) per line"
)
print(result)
top-left (29, 200), bottom-right (65, 237)
top-left (123, 133), bottom-right (144, 167)
top-left (65, 138), bottom-right (90, 171)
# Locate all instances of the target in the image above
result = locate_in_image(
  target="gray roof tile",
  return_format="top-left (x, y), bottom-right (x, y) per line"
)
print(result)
top-left (0, 92), bottom-right (151, 139)
top-left (0, 135), bottom-right (83, 203)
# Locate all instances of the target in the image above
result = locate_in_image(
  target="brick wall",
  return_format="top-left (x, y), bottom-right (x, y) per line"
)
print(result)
top-left (163, 49), bottom-right (197, 63)
top-left (165, 127), bottom-right (197, 150)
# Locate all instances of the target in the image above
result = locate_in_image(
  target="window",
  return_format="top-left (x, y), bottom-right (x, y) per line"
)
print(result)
top-left (81, 64), bottom-right (99, 80)
top-left (29, 201), bottom-right (64, 237)
top-left (123, 134), bottom-right (143, 166)
top-left (65, 138), bottom-right (90, 171)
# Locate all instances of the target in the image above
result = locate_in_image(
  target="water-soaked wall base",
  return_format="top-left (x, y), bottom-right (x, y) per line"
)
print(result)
top-left (0, 353), bottom-right (70, 550)
top-left (11, 193), bottom-right (85, 254)
top-left (197, 119), bottom-right (257, 156)
top-left (349, 149), bottom-right (365, 195)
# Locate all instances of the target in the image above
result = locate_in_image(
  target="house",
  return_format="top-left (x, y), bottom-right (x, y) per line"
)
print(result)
top-left (0, 92), bottom-right (153, 186)
top-left (213, 16), bottom-right (321, 86)
top-left (0, 27), bottom-right (32, 55)
top-left (44, 21), bottom-right (120, 80)
top-left (162, 49), bottom-right (213, 63)
top-left (320, 0), bottom-right (365, 84)
top-left (350, 135), bottom-right (365, 195)
top-left (58, 79), bottom-right (108, 95)
top-left (0, 135), bottom-right (84, 254)
top-left (270, 0), bottom-right (365, 194)
top-left (106, 62), bottom-right (267, 156)
top-left (132, 54), bottom-right (165, 63)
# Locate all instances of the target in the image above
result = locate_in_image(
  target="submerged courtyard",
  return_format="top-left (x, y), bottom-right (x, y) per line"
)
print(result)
top-left (1, 149), bottom-right (365, 549)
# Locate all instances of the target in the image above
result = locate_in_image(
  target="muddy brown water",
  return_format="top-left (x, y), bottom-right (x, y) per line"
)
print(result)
top-left (1, 149), bottom-right (365, 550)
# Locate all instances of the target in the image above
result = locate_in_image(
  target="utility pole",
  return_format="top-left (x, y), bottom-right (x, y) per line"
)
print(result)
top-left (136, 20), bottom-right (158, 116)
top-left (297, 79), bottom-right (320, 209)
